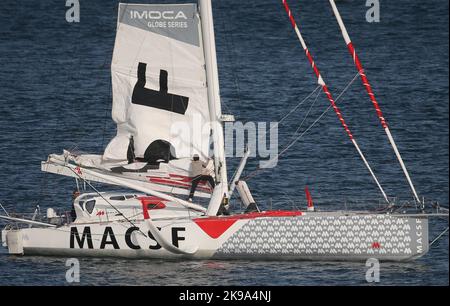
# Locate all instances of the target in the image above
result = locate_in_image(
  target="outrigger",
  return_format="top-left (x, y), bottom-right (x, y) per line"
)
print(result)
top-left (1, 0), bottom-right (448, 261)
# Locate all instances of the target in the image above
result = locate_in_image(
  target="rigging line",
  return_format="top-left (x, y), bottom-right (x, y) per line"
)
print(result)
top-left (291, 71), bottom-right (360, 140)
top-left (218, 0), bottom-right (243, 111)
top-left (238, 85), bottom-right (319, 181)
top-left (278, 104), bottom-right (332, 160)
top-left (67, 167), bottom-right (148, 238)
top-left (285, 71), bottom-right (359, 149)
top-left (430, 227), bottom-right (449, 247)
top-left (280, 0), bottom-right (389, 204)
top-left (254, 85), bottom-right (321, 149)
top-left (237, 85), bottom-right (320, 182)
top-left (0, 202), bottom-right (10, 217)
top-left (329, 0), bottom-right (421, 204)
top-left (244, 72), bottom-right (360, 180)
top-left (38, 15), bottom-right (86, 206)
top-left (244, 104), bottom-right (333, 181)
top-left (36, 164), bottom-right (50, 206)
top-left (276, 85), bottom-right (321, 129)
top-left (290, 85), bottom-right (321, 140)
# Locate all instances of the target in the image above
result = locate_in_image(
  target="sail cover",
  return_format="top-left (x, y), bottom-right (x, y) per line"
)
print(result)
top-left (105, 3), bottom-right (211, 164)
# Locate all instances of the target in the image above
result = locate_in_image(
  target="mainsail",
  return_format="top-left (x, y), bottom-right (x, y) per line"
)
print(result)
top-left (42, 2), bottom-right (226, 200)
top-left (106, 3), bottom-right (211, 163)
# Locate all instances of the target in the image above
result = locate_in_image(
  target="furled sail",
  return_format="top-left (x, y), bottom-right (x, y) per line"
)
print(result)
top-left (42, 3), bottom-right (217, 199)
top-left (106, 3), bottom-right (211, 163)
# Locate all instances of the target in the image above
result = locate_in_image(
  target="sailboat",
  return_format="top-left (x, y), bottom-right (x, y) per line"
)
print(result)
top-left (1, 0), bottom-right (447, 261)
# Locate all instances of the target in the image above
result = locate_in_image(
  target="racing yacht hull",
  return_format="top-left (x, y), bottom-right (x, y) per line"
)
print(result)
top-left (2, 211), bottom-right (429, 261)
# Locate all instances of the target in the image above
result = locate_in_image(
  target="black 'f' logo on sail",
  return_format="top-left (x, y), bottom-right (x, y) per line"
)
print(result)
top-left (131, 62), bottom-right (189, 115)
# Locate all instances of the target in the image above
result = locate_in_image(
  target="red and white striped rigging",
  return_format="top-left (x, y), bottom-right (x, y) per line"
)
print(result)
top-left (329, 0), bottom-right (421, 204)
top-left (280, 0), bottom-right (389, 204)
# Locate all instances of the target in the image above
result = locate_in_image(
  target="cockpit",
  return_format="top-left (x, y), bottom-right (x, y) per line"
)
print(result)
top-left (73, 193), bottom-right (139, 219)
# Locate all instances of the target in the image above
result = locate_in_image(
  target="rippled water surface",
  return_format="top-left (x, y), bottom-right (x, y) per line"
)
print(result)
top-left (0, 0), bottom-right (448, 285)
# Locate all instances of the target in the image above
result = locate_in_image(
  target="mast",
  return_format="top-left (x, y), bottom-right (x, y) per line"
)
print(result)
top-left (199, 0), bottom-right (229, 213)
top-left (329, 0), bottom-right (421, 204)
top-left (281, 0), bottom-right (390, 204)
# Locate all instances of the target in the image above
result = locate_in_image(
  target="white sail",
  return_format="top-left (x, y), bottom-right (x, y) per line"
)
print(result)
top-left (41, 3), bottom-right (220, 199)
top-left (105, 3), bottom-right (211, 163)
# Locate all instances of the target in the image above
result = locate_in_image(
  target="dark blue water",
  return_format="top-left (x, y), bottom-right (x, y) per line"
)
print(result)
top-left (0, 0), bottom-right (448, 285)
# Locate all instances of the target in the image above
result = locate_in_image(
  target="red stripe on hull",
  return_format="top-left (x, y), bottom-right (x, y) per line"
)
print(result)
top-left (194, 211), bottom-right (303, 239)
top-left (194, 219), bottom-right (238, 239)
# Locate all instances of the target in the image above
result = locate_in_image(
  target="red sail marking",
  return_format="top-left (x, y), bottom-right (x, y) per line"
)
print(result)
top-left (149, 177), bottom-right (212, 192)
top-left (149, 177), bottom-right (192, 188)
top-left (194, 211), bottom-right (303, 239)
top-left (169, 174), bottom-right (195, 181)
top-left (138, 196), bottom-right (168, 220)
top-left (169, 174), bottom-right (213, 191)
top-left (169, 174), bottom-right (213, 189)
top-left (148, 174), bottom-right (213, 193)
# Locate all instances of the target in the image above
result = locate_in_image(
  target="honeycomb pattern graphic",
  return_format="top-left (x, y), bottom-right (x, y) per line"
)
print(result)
top-left (216, 214), bottom-right (423, 258)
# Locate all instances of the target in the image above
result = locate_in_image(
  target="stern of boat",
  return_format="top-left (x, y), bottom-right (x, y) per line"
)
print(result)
top-left (1, 227), bottom-right (24, 255)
